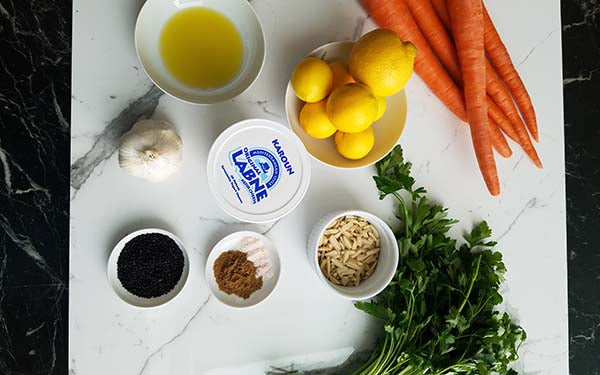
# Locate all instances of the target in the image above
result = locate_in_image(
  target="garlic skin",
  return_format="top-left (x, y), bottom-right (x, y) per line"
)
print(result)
top-left (118, 119), bottom-right (183, 182)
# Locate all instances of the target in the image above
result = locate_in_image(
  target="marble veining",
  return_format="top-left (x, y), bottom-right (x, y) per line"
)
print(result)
top-left (0, 0), bottom-right (598, 374)
top-left (517, 29), bottom-right (560, 67)
top-left (0, 0), bottom-right (70, 374)
top-left (70, 85), bottom-right (164, 194)
top-left (69, 1), bottom-right (568, 374)
top-left (562, 0), bottom-right (600, 373)
top-left (137, 296), bottom-right (211, 375)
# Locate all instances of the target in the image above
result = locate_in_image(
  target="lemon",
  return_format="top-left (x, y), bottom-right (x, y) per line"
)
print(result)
top-left (326, 83), bottom-right (378, 133)
top-left (374, 96), bottom-right (386, 121)
top-left (291, 57), bottom-right (333, 102)
top-left (329, 61), bottom-right (355, 91)
top-left (299, 99), bottom-right (337, 139)
top-left (335, 127), bottom-right (375, 160)
top-left (349, 29), bottom-right (417, 97)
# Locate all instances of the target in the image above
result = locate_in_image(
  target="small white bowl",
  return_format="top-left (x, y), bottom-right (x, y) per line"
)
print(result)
top-left (107, 228), bottom-right (190, 308)
top-left (206, 231), bottom-right (281, 308)
top-left (135, 0), bottom-right (265, 104)
top-left (285, 41), bottom-right (408, 169)
top-left (307, 210), bottom-right (398, 300)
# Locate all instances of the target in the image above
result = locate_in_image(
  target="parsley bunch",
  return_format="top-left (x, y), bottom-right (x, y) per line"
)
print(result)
top-left (353, 146), bottom-right (526, 375)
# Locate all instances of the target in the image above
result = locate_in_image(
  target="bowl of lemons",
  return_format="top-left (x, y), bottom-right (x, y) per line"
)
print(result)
top-left (285, 29), bottom-right (415, 168)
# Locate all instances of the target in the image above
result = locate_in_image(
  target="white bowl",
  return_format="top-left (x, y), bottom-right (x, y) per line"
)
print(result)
top-left (135, 0), bottom-right (265, 104)
top-left (285, 41), bottom-right (408, 169)
top-left (107, 228), bottom-right (190, 308)
top-left (206, 231), bottom-right (281, 308)
top-left (307, 210), bottom-right (398, 300)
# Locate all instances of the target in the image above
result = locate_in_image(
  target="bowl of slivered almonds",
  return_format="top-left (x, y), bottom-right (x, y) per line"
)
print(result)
top-left (307, 210), bottom-right (399, 300)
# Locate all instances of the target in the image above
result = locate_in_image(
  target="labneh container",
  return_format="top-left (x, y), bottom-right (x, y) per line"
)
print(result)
top-left (207, 119), bottom-right (311, 223)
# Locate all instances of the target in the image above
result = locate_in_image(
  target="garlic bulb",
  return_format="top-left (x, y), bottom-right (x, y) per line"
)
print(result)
top-left (118, 119), bottom-right (183, 182)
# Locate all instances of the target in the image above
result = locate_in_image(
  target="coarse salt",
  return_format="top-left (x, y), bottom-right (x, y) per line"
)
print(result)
top-left (240, 237), bottom-right (273, 280)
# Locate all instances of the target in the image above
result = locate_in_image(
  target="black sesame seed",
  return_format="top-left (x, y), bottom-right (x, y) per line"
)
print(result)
top-left (117, 233), bottom-right (185, 299)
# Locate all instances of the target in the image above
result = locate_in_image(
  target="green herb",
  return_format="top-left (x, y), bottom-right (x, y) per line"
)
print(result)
top-left (353, 146), bottom-right (526, 375)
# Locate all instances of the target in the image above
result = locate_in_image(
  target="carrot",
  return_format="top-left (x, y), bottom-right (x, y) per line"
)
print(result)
top-left (448, 0), bottom-right (499, 195)
top-left (433, 0), bottom-right (539, 141)
top-left (360, 0), bottom-right (467, 122)
top-left (483, 5), bottom-right (538, 141)
top-left (411, 0), bottom-right (539, 166)
top-left (485, 60), bottom-right (542, 167)
top-left (430, 0), bottom-right (450, 29)
top-left (361, 0), bottom-right (507, 167)
top-left (405, 0), bottom-right (461, 83)
top-left (487, 98), bottom-right (519, 142)
top-left (489, 116), bottom-right (512, 158)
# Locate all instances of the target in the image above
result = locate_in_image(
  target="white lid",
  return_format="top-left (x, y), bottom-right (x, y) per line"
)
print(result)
top-left (207, 119), bottom-right (311, 223)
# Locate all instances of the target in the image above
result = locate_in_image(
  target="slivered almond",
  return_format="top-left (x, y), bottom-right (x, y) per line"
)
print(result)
top-left (329, 236), bottom-right (342, 251)
top-left (317, 215), bottom-right (381, 287)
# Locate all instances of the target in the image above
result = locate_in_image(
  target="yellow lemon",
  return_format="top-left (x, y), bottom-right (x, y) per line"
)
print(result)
top-left (374, 96), bottom-right (386, 121)
top-left (329, 61), bottom-right (355, 91)
top-left (326, 83), bottom-right (378, 133)
top-left (291, 57), bottom-right (333, 102)
top-left (299, 99), bottom-right (337, 139)
top-left (335, 127), bottom-right (375, 160)
top-left (349, 29), bottom-right (417, 97)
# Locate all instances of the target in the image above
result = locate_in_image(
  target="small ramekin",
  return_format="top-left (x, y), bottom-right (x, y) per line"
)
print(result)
top-left (307, 210), bottom-right (398, 300)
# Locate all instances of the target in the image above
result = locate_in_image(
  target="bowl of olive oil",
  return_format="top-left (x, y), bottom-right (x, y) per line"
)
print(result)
top-left (135, 0), bottom-right (265, 104)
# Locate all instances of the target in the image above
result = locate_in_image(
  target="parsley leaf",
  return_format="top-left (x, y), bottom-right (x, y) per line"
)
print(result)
top-left (353, 145), bottom-right (526, 375)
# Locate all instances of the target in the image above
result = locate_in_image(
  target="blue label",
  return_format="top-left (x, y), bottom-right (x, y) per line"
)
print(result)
top-left (222, 139), bottom-right (296, 206)
top-left (272, 139), bottom-right (295, 176)
top-left (227, 146), bottom-right (281, 204)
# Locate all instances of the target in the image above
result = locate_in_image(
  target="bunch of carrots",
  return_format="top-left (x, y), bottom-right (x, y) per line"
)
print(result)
top-left (361, 0), bottom-right (541, 196)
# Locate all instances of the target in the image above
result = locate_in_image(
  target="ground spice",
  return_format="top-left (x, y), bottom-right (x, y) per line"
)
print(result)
top-left (213, 250), bottom-right (263, 299)
top-left (117, 233), bottom-right (184, 298)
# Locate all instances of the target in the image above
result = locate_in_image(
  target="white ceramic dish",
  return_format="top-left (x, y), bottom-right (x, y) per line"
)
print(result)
top-left (107, 228), bottom-right (190, 308)
top-left (206, 231), bottom-right (281, 308)
top-left (285, 41), bottom-right (408, 169)
top-left (135, 0), bottom-right (265, 104)
top-left (307, 210), bottom-right (399, 300)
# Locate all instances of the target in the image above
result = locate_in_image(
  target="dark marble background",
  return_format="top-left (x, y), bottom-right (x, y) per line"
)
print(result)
top-left (0, 0), bottom-right (597, 374)
top-left (0, 0), bottom-right (70, 374)
top-left (562, 1), bottom-right (600, 374)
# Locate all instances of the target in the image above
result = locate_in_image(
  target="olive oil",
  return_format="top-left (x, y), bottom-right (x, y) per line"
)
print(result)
top-left (159, 8), bottom-right (243, 88)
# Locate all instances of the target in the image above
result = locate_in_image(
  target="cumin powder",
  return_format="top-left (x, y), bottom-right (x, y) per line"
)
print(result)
top-left (213, 250), bottom-right (263, 299)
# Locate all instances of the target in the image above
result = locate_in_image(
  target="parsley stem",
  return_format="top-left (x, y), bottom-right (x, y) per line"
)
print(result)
top-left (392, 192), bottom-right (410, 237)
top-left (457, 255), bottom-right (482, 315)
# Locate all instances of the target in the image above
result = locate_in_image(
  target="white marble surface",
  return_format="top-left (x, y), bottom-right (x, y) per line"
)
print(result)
top-left (70, 0), bottom-right (567, 374)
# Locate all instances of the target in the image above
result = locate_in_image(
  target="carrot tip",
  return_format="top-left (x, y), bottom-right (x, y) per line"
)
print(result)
top-left (494, 146), bottom-right (512, 158)
top-left (488, 187), bottom-right (501, 196)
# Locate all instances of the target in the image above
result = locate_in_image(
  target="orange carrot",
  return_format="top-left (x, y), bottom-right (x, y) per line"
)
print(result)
top-left (360, 0), bottom-right (467, 122)
top-left (361, 0), bottom-right (507, 166)
top-left (483, 5), bottom-right (538, 141)
top-left (448, 0), bottom-right (499, 195)
top-left (485, 60), bottom-right (542, 167)
top-left (412, 0), bottom-right (539, 166)
top-left (405, 0), bottom-right (461, 83)
top-left (433, 0), bottom-right (539, 141)
top-left (430, 0), bottom-right (450, 29)
top-left (406, 0), bottom-right (519, 146)
top-left (405, 0), bottom-right (507, 139)
top-left (489, 116), bottom-right (512, 158)
top-left (487, 98), bottom-right (519, 142)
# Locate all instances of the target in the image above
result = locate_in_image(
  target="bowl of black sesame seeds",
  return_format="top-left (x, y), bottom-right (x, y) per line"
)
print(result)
top-left (107, 228), bottom-right (190, 308)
